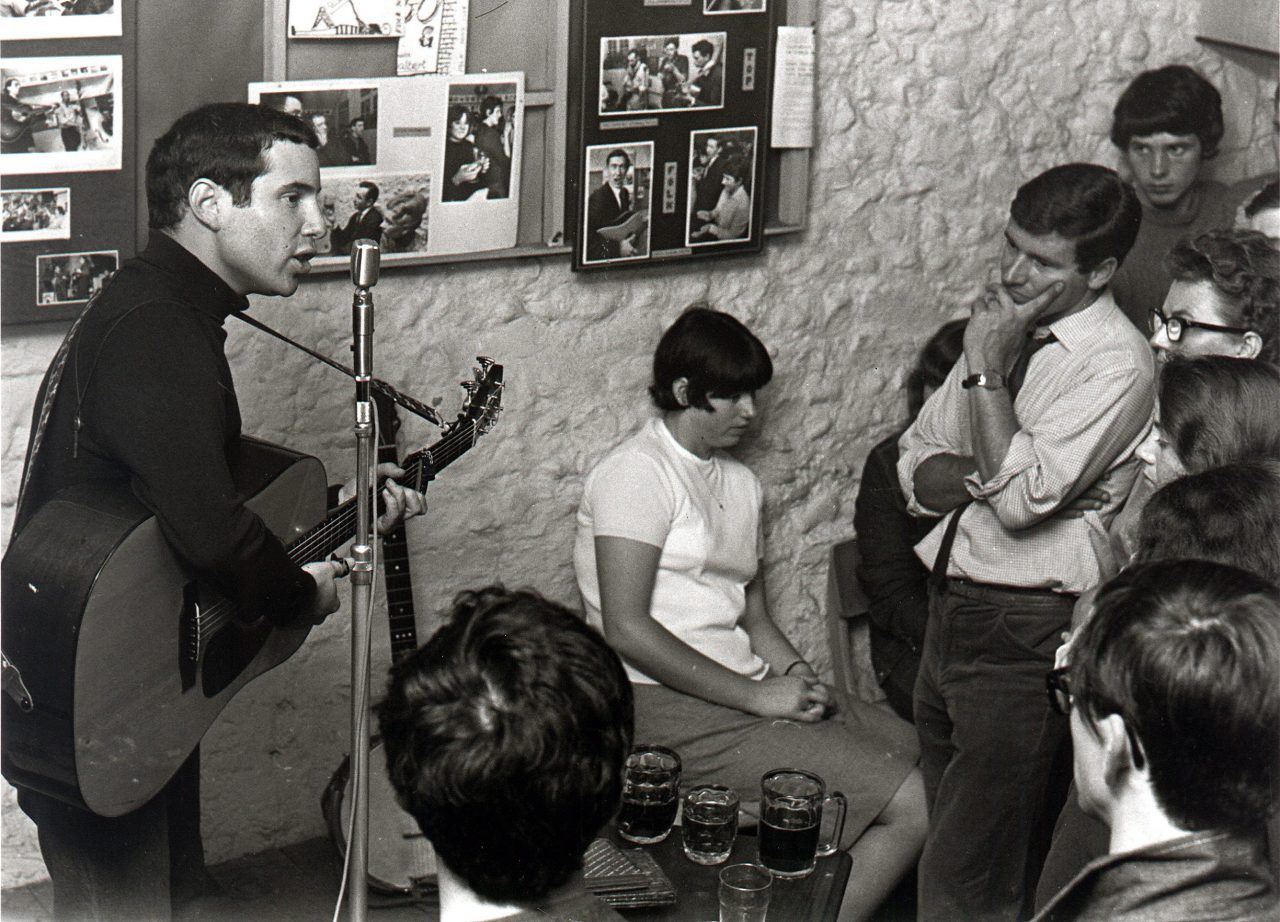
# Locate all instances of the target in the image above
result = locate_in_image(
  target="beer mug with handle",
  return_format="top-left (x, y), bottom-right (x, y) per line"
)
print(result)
top-left (757, 769), bottom-right (847, 879)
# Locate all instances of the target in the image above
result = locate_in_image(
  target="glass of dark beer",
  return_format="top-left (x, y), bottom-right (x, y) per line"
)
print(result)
top-left (757, 769), bottom-right (847, 879)
top-left (617, 745), bottom-right (681, 844)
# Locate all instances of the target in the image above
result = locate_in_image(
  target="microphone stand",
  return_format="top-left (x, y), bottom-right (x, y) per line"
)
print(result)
top-left (347, 239), bottom-right (379, 922)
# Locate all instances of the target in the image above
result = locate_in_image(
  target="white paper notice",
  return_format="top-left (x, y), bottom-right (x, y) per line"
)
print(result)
top-left (770, 25), bottom-right (815, 149)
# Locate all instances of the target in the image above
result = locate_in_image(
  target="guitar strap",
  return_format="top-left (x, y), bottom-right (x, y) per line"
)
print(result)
top-left (232, 311), bottom-right (444, 428)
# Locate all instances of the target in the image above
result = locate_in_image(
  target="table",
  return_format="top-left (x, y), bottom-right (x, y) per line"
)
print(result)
top-left (613, 828), bottom-right (851, 922)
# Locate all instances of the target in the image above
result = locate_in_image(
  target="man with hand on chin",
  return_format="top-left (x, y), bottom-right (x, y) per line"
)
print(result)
top-left (898, 163), bottom-right (1154, 921)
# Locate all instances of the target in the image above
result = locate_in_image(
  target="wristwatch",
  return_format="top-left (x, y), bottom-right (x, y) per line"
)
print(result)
top-left (961, 371), bottom-right (1007, 390)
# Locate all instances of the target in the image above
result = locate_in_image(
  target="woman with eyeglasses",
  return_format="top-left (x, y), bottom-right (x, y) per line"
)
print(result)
top-left (1148, 228), bottom-right (1278, 365)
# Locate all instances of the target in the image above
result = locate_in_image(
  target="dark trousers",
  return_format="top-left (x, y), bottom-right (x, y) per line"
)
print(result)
top-left (17, 749), bottom-right (208, 922)
top-left (914, 579), bottom-right (1073, 922)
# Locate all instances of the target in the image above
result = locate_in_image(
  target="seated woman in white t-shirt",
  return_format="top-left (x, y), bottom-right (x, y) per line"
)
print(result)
top-left (573, 305), bottom-right (927, 922)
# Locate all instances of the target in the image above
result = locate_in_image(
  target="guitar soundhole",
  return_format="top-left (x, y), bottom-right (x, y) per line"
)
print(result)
top-left (201, 620), bottom-right (271, 697)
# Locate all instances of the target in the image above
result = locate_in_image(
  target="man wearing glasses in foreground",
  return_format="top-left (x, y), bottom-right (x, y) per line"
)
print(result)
top-left (1035, 559), bottom-right (1278, 921)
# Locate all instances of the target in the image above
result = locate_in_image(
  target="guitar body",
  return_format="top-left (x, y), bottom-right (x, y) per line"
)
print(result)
top-left (325, 740), bottom-right (437, 894)
top-left (2, 438), bottom-right (327, 817)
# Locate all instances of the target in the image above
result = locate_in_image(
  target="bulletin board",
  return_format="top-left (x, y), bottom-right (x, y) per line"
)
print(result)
top-left (567, 0), bottom-right (778, 271)
top-left (0, 0), bottom-right (136, 326)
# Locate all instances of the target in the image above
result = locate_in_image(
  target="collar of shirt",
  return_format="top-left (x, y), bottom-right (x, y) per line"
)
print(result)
top-left (137, 232), bottom-right (250, 322)
top-left (1038, 289), bottom-right (1124, 355)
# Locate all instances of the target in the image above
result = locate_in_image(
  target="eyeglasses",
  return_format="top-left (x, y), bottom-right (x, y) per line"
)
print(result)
top-left (1045, 667), bottom-right (1146, 769)
top-left (1149, 306), bottom-right (1251, 343)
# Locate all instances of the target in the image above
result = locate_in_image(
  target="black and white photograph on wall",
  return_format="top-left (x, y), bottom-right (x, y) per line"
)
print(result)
top-left (441, 81), bottom-right (518, 202)
top-left (313, 171), bottom-right (430, 262)
top-left (582, 142), bottom-right (652, 265)
top-left (599, 33), bottom-right (725, 116)
top-left (288, 0), bottom-right (401, 38)
top-left (35, 249), bottom-right (117, 306)
top-left (686, 126), bottom-right (755, 246)
top-left (0, 0), bottom-right (121, 41)
top-left (704, 0), bottom-right (766, 12)
top-left (1, 56), bottom-right (121, 174)
top-left (2, 187), bottom-right (70, 241)
top-left (257, 84), bottom-right (378, 169)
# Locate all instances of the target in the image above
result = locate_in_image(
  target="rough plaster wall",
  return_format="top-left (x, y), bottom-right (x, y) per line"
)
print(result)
top-left (2, 0), bottom-right (1276, 887)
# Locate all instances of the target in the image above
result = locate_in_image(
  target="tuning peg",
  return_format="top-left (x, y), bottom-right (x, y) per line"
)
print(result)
top-left (460, 379), bottom-right (480, 393)
top-left (475, 356), bottom-right (495, 374)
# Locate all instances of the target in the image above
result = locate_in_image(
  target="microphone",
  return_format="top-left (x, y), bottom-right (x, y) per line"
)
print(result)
top-left (350, 238), bottom-right (380, 290)
top-left (350, 239), bottom-right (379, 388)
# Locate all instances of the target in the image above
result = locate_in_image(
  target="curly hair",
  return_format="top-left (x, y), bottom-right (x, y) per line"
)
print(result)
top-left (377, 585), bottom-right (633, 904)
top-left (1166, 229), bottom-right (1280, 363)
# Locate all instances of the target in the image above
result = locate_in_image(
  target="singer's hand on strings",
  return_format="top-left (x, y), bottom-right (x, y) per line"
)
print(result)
top-left (375, 462), bottom-right (427, 534)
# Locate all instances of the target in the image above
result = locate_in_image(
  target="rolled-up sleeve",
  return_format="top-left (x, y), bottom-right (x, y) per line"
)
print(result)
top-left (965, 363), bottom-right (1154, 530)
top-left (897, 360), bottom-right (970, 518)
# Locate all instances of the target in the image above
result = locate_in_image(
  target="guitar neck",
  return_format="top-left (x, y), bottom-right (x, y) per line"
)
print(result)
top-left (283, 418), bottom-right (479, 567)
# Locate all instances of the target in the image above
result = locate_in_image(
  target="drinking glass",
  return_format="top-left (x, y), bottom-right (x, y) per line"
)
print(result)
top-left (616, 745), bottom-right (681, 844)
top-left (718, 862), bottom-right (772, 922)
top-left (757, 768), bottom-right (847, 878)
top-left (682, 784), bottom-right (739, 865)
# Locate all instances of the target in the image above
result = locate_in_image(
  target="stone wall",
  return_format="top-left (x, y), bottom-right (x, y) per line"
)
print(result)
top-left (3, 0), bottom-right (1276, 887)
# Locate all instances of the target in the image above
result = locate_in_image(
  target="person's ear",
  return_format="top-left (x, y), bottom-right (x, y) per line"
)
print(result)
top-left (1098, 713), bottom-right (1140, 785)
top-left (672, 377), bottom-right (691, 409)
top-left (1086, 256), bottom-right (1118, 291)
top-left (1238, 330), bottom-right (1263, 360)
top-left (187, 179), bottom-right (228, 231)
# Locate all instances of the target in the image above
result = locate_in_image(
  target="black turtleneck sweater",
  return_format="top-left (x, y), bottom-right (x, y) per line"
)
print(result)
top-left (18, 233), bottom-right (317, 624)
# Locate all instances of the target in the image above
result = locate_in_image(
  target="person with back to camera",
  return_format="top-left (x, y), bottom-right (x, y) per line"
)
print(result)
top-left (1240, 180), bottom-right (1280, 242)
top-left (1033, 355), bottom-right (1280, 911)
top-left (1107, 65), bottom-right (1238, 332)
top-left (377, 585), bottom-right (633, 922)
top-left (574, 305), bottom-right (928, 922)
top-left (852, 318), bottom-right (966, 722)
top-left (1033, 559), bottom-right (1279, 921)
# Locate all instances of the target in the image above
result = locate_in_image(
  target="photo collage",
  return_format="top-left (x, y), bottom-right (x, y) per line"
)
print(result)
top-left (575, 0), bottom-right (771, 270)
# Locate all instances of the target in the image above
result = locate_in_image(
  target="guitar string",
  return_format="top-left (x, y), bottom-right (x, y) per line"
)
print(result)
top-left (192, 417), bottom-right (484, 637)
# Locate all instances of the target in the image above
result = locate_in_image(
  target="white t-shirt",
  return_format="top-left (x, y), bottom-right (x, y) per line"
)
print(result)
top-left (573, 417), bottom-right (769, 685)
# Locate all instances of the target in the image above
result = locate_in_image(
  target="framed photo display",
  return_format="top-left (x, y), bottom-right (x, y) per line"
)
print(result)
top-left (567, 0), bottom-right (775, 271)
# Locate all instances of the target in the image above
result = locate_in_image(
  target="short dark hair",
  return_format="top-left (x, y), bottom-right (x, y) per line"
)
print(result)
top-left (1009, 163), bottom-right (1142, 273)
top-left (1110, 65), bottom-right (1224, 159)
top-left (1071, 560), bottom-right (1279, 834)
top-left (907, 318), bottom-right (967, 418)
top-left (1158, 356), bottom-right (1280, 473)
top-left (1245, 180), bottom-right (1279, 218)
top-left (1166, 229), bottom-right (1280, 362)
top-left (146, 103), bottom-right (318, 230)
top-left (447, 104), bottom-right (471, 127)
top-left (348, 116), bottom-right (364, 129)
top-left (606, 148), bottom-right (631, 168)
top-left (1136, 460), bottom-right (1280, 583)
top-left (377, 586), bottom-right (633, 904)
top-left (692, 39), bottom-right (714, 58)
top-left (481, 95), bottom-right (503, 118)
top-left (358, 180), bottom-right (379, 204)
top-left (720, 153), bottom-right (749, 190)
top-left (649, 303), bottom-right (773, 411)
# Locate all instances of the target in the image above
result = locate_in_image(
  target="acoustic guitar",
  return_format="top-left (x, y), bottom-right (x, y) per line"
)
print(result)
top-left (321, 389), bottom-right (437, 897)
top-left (1, 359), bottom-right (503, 818)
top-left (1, 101), bottom-right (55, 145)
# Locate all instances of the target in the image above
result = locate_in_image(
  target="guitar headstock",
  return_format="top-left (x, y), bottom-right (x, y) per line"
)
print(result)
top-left (447, 356), bottom-right (504, 437)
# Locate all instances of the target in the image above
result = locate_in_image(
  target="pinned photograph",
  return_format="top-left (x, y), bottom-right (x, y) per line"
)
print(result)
top-left (0, 0), bottom-right (121, 41)
top-left (582, 142), bottom-right (652, 265)
top-left (2, 56), bottom-right (122, 175)
top-left (441, 82), bottom-right (518, 203)
top-left (2, 186), bottom-right (70, 241)
top-left (396, 0), bottom-right (469, 76)
top-left (314, 171), bottom-right (430, 262)
top-left (288, 0), bottom-right (401, 37)
top-left (255, 83), bottom-right (378, 169)
top-left (599, 33), bottom-right (726, 116)
top-left (35, 249), bottom-right (117, 306)
top-left (704, 0), bottom-right (766, 12)
top-left (687, 127), bottom-right (756, 246)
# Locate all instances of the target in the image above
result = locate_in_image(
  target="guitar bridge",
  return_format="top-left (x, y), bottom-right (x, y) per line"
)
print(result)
top-left (179, 582), bottom-right (201, 692)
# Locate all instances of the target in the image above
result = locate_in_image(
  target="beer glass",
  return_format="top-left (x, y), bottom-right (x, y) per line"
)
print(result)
top-left (757, 769), bottom-right (847, 879)
top-left (682, 784), bottom-right (739, 865)
top-left (617, 745), bottom-right (681, 844)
